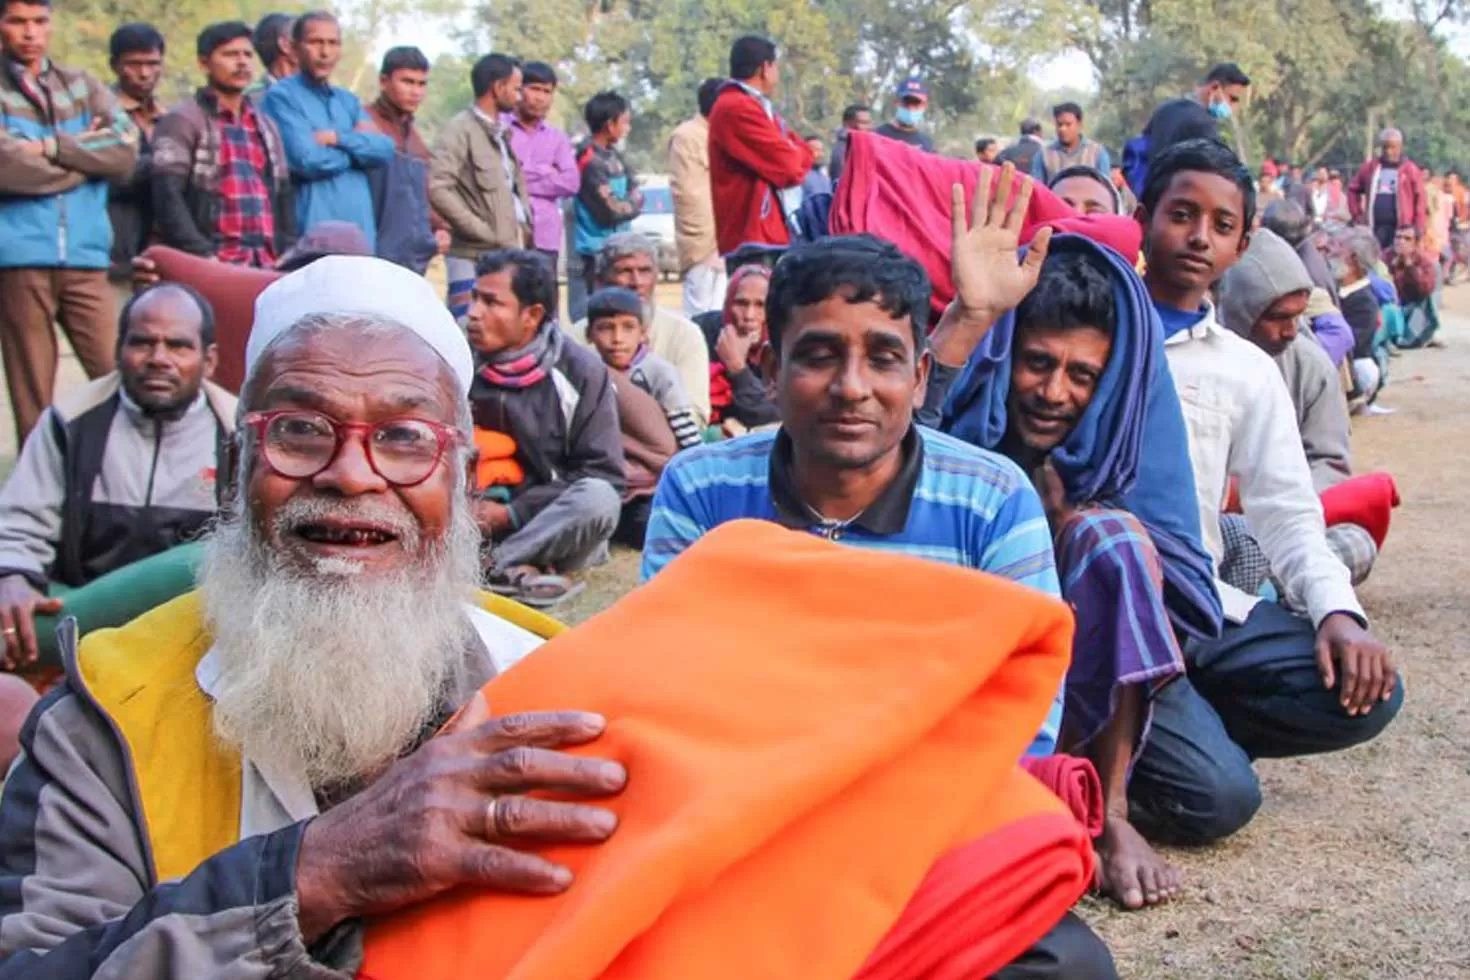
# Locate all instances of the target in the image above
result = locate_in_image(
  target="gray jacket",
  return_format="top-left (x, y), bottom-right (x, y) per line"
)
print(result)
top-left (1217, 228), bottom-right (1353, 492)
top-left (0, 374), bottom-right (235, 589)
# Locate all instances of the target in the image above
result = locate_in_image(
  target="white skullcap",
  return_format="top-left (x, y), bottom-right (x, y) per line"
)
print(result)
top-left (246, 255), bottom-right (474, 394)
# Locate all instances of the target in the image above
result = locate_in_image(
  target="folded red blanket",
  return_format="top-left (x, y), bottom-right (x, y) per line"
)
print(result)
top-left (1320, 471), bottom-right (1400, 548)
top-left (857, 804), bottom-right (1093, 980)
top-left (830, 131), bottom-right (1143, 318)
top-left (1021, 754), bottom-right (1105, 837)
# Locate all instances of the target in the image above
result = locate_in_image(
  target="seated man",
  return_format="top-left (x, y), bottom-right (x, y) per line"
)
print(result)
top-left (1219, 228), bottom-right (1381, 587)
top-left (1048, 165), bottom-right (1121, 215)
top-left (0, 284), bottom-right (235, 671)
top-left (1134, 138), bottom-right (1402, 844)
top-left (1387, 225), bottom-right (1441, 349)
top-left (566, 232), bottom-right (712, 426)
top-left (0, 256), bottom-right (628, 974)
top-left (929, 234), bottom-right (1209, 911)
top-left (641, 233), bottom-right (1117, 978)
top-left (693, 264), bottom-right (780, 434)
top-left (466, 249), bottom-right (624, 605)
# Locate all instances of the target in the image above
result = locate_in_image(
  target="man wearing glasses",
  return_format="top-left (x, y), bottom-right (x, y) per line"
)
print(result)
top-left (0, 255), bottom-right (629, 977)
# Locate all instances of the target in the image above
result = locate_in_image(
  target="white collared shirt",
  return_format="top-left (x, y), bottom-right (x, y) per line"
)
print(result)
top-left (1164, 304), bottom-right (1366, 627)
top-left (195, 603), bottom-right (545, 839)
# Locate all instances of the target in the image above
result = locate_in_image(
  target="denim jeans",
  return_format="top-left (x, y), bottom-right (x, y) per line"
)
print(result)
top-left (1128, 601), bottom-right (1405, 845)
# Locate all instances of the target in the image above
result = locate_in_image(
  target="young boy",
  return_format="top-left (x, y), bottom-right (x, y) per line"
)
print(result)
top-left (586, 286), bottom-right (703, 450)
top-left (1130, 138), bottom-right (1402, 846)
top-left (573, 92), bottom-right (642, 307)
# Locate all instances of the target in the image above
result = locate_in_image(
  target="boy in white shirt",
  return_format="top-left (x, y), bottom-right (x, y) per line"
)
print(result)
top-left (1128, 138), bottom-right (1403, 846)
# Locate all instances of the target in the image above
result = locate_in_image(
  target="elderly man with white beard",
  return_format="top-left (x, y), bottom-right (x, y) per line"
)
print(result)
top-left (0, 256), bottom-right (628, 978)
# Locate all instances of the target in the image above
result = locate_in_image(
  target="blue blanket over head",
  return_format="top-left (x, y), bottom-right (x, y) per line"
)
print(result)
top-left (939, 234), bottom-right (1222, 639)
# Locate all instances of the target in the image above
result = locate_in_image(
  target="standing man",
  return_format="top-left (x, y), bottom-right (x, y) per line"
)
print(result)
top-left (1033, 101), bottom-right (1110, 184)
top-left (430, 52), bottom-right (531, 321)
top-left (708, 35), bottom-right (813, 254)
top-left (827, 102), bottom-right (873, 185)
top-left (802, 134), bottom-right (831, 197)
top-left (1347, 127), bottom-right (1426, 251)
top-left (995, 118), bottom-right (1045, 174)
top-left (975, 137), bottom-right (998, 163)
top-left (106, 23), bottom-right (165, 309)
top-left (248, 13), bottom-right (296, 100)
top-left (260, 11), bottom-right (393, 249)
top-left (0, 0), bottom-right (138, 446)
top-left (364, 46), bottom-right (442, 275)
top-left (504, 60), bottom-right (579, 315)
top-left (571, 90), bottom-right (640, 308)
top-left (151, 21), bottom-right (295, 267)
top-left (1138, 62), bottom-right (1250, 188)
top-left (875, 77), bottom-right (933, 152)
top-left (668, 77), bottom-right (724, 317)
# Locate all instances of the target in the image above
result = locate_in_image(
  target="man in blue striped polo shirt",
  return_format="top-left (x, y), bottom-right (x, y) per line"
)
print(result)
top-left (640, 229), bottom-right (1120, 980)
top-left (642, 232), bottom-right (1064, 752)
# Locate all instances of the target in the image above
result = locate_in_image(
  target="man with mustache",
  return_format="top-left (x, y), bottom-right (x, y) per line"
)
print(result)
top-left (152, 21), bottom-right (296, 265)
top-left (0, 283), bottom-right (233, 672)
top-left (640, 180), bottom-right (1121, 979)
top-left (0, 257), bottom-right (627, 976)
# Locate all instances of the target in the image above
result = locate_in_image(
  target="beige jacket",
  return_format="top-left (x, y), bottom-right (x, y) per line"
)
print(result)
top-left (667, 115), bottom-right (717, 272)
top-left (429, 107), bottom-right (532, 258)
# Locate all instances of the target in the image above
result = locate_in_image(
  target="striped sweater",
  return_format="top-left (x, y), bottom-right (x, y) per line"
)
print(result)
top-left (640, 425), bottom-right (1066, 755)
top-left (0, 55), bottom-right (137, 269)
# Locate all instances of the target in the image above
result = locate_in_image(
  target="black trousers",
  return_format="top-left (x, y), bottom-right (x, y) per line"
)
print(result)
top-left (990, 913), bottom-right (1119, 980)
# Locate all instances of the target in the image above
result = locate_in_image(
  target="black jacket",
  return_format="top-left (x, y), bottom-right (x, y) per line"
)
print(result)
top-left (468, 328), bottom-right (626, 527)
top-left (150, 90), bottom-right (296, 259)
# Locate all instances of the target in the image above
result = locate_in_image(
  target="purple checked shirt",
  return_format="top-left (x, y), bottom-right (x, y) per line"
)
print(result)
top-left (503, 113), bottom-right (580, 252)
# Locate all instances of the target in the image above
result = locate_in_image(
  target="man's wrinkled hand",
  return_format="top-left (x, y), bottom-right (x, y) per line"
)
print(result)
top-left (949, 161), bottom-right (1052, 323)
top-left (1315, 613), bottom-right (1395, 716)
top-left (0, 574), bottom-right (63, 671)
top-left (294, 708), bottom-right (625, 941)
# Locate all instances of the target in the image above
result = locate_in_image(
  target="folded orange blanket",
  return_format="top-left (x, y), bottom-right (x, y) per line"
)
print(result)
top-left (360, 519), bottom-right (1088, 980)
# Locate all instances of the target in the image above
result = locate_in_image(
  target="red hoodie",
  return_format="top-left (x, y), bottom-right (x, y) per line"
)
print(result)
top-left (707, 83), bottom-right (815, 254)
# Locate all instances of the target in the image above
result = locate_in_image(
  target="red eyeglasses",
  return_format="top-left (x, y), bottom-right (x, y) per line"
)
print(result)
top-left (243, 410), bottom-right (463, 488)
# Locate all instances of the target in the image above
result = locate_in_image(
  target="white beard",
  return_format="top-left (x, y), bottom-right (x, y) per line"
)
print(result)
top-left (199, 494), bottom-right (484, 790)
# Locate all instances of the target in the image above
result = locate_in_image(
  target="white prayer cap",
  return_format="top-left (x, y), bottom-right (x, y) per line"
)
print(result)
top-left (246, 255), bottom-right (474, 395)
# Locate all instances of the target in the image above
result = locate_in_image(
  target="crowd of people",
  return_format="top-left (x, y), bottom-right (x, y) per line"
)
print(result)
top-left (0, 5), bottom-right (1430, 975)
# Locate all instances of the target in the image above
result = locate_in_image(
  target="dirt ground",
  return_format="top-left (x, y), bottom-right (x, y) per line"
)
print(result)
top-left (557, 291), bottom-right (1470, 978)
top-left (4, 285), bottom-right (1467, 977)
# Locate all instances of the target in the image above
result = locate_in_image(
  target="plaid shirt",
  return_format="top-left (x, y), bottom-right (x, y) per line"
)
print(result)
top-left (214, 100), bottom-right (275, 266)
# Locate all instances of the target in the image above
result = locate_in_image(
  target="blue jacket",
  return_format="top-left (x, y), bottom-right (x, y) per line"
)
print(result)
top-left (259, 74), bottom-right (393, 250)
top-left (0, 58), bottom-right (138, 270)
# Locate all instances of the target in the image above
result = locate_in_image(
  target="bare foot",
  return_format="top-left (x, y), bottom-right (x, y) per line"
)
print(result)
top-left (1096, 814), bottom-right (1180, 910)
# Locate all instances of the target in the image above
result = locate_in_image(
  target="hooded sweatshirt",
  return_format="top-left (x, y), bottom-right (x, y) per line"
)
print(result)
top-left (1218, 229), bottom-right (1353, 492)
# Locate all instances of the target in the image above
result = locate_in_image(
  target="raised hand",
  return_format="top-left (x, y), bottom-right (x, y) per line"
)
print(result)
top-left (949, 161), bottom-right (1053, 322)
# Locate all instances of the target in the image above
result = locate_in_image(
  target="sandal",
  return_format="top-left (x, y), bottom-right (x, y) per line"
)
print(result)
top-left (485, 564), bottom-right (585, 608)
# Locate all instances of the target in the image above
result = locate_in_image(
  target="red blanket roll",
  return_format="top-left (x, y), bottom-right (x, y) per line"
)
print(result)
top-left (830, 130), bottom-right (1143, 318)
top-left (1319, 471), bottom-right (1400, 549)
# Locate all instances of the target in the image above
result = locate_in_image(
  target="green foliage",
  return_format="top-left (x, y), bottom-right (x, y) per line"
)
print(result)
top-left (48, 0), bottom-right (1470, 175)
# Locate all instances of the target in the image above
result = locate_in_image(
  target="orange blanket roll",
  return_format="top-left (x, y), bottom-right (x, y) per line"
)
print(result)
top-left (359, 520), bottom-right (1093, 980)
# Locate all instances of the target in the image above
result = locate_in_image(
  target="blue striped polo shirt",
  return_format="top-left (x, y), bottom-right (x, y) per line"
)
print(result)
top-left (641, 425), bottom-right (1065, 756)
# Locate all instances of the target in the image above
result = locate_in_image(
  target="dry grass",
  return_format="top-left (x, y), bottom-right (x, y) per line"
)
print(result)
top-left (554, 291), bottom-right (1470, 977)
